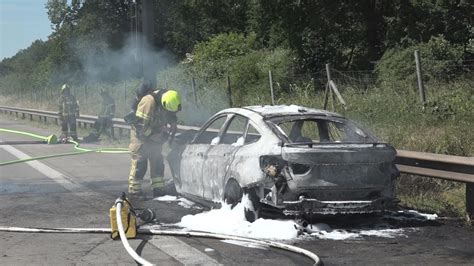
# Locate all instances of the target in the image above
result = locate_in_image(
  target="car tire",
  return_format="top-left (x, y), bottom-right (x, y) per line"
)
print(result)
top-left (243, 188), bottom-right (260, 223)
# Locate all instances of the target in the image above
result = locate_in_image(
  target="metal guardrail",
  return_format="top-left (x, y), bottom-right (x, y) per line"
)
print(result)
top-left (0, 106), bottom-right (200, 136)
top-left (1, 105), bottom-right (473, 219)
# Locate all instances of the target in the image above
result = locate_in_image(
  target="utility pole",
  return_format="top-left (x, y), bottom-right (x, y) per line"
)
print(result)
top-left (141, 0), bottom-right (155, 87)
top-left (130, 0), bottom-right (142, 78)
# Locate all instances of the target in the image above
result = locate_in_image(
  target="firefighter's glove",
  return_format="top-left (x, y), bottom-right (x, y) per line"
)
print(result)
top-left (124, 112), bottom-right (137, 125)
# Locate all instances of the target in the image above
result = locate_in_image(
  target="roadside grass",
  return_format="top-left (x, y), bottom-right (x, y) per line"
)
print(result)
top-left (397, 175), bottom-right (466, 217)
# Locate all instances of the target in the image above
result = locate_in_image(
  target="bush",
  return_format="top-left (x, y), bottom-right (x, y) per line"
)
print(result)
top-left (192, 32), bottom-right (256, 79)
top-left (376, 35), bottom-right (466, 83)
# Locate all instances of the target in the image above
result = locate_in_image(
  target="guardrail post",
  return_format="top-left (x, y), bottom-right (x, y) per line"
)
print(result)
top-left (467, 182), bottom-right (474, 222)
top-left (30, 114), bottom-right (33, 121)
top-left (21, 113), bottom-right (25, 119)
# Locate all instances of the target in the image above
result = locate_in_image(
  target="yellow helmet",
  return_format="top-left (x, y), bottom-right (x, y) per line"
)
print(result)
top-left (61, 84), bottom-right (70, 93)
top-left (161, 90), bottom-right (181, 112)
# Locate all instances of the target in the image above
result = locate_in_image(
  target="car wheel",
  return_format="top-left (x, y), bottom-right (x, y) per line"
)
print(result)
top-left (243, 188), bottom-right (260, 223)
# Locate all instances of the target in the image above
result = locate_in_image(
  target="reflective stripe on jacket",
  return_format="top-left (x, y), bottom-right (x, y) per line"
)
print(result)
top-left (134, 92), bottom-right (177, 141)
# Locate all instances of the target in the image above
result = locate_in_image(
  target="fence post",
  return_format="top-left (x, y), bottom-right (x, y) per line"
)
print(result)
top-left (414, 50), bottom-right (426, 106)
top-left (191, 77), bottom-right (197, 104)
top-left (467, 182), bottom-right (474, 223)
top-left (226, 76), bottom-right (233, 107)
top-left (123, 83), bottom-right (127, 102)
top-left (329, 80), bottom-right (347, 111)
top-left (268, 70), bottom-right (275, 105)
top-left (323, 64), bottom-right (332, 110)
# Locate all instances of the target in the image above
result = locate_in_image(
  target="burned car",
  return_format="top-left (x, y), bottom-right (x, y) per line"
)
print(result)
top-left (169, 105), bottom-right (399, 222)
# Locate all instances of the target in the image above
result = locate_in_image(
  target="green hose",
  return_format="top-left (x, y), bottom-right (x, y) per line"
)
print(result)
top-left (0, 128), bottom-right (129, 166)
top-left (0, 128), bottom-right (57, 144)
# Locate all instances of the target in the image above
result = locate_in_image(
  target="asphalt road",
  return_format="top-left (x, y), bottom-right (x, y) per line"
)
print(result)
top-left (1, 115), bottom-right (473, 265)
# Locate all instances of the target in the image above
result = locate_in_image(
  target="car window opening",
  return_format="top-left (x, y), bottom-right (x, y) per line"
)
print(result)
top-left (272, 117), bottom-right (375, 144)
top-left (194, 115), bottom-right (228, 144)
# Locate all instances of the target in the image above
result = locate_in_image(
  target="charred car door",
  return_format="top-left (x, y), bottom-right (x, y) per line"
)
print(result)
top-left (179, 115), bottom-right (228, 198)
top-left (201, 114), bottom-right (249, 201)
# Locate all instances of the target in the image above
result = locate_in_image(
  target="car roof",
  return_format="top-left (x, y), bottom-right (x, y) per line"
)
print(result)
top-left (241, 105), bottom-right (343, 118)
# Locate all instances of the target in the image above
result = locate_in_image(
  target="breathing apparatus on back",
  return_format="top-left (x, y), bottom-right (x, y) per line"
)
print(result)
top-left (124, 83), bottom-right (153, 125)
top-left (124, 83), bottom-right (182, 125)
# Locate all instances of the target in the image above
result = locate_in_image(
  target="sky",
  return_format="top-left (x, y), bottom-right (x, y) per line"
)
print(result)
top-left (0, 0), bottom-right (52, 60)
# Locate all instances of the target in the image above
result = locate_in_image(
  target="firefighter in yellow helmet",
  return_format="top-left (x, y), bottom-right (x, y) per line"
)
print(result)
top-left (128, 84), bottom-right (182, 199)
top-left (58, 84), bottom-right (80, 141)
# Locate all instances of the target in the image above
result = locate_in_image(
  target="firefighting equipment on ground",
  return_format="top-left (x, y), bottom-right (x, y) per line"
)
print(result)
top-left (110, 194), bottom-right (138, 240)
top-left (109, 193), bottom-right (155, 239)
top-left (127, 87), bottom-right (181, 198)
top-left (58, 83), bottom-right (80, 141)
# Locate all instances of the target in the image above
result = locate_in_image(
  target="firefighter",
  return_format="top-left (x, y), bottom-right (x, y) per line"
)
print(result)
top-left (128, 83), bottom-right (181, 199)
top-left (58, 84), bottom-right (80, 141)
top-left (84, 89), bottom-right (116, 142)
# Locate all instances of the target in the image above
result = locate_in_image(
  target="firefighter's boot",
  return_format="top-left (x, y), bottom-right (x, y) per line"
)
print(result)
top-left (151, 176), bottom-right (165, 198)
top-left (128, 179), bottom-right (146, 200)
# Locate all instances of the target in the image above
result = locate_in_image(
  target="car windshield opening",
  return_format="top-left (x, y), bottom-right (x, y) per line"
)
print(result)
top-left (271, 117), bottom-right (376, 144)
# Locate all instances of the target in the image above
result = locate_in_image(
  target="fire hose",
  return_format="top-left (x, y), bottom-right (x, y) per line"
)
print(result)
top-left (115, 199), bottom-right (153, 265)
top-left (0, 225), bottom-right (322, 266)
top-left (0, 198), bottom-right (322, 265)
top-left (0, 128), bottom-right (129, 166)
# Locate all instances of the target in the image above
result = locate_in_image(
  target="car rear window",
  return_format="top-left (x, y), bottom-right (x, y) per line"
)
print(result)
top-left (271, 117), bottom-right (376, 143)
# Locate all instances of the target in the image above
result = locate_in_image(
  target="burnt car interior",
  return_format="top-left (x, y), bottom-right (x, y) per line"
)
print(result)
top-left (193, 114), bottom-right (261, 146)
top-left (271, 117), bottom-right (375, 144)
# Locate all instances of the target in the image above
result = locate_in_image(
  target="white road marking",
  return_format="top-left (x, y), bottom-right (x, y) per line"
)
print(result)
top-left (1, 143), bottom-right (88, 192)
top-left (2, 143), bottom-right (221, 265)
top-left (149, 236), bottom-right (222, 265)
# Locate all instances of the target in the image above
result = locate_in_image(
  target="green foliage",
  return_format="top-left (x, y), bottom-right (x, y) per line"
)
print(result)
top-left (376, 35), bottom-right (467, 83)
top-left (192, 33), bottom-right (255, 78)
top-left (154, 35), bottom-right (296, 124)
top-left (183, 33), bottom-right (296, 106)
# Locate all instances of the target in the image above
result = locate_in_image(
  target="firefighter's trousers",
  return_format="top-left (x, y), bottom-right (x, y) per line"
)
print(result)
top-left (60, 115), bottom-right (77, 140)
top-left (128, 139), bottom-right (165, 194)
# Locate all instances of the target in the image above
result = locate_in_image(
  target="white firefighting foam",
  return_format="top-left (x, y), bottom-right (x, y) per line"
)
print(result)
top-left (178, 196), bottom-right (299, 240)
top-left (152, 195), bottom-right (436, 242)
top-left (153, 195), bottom-right (202, 209)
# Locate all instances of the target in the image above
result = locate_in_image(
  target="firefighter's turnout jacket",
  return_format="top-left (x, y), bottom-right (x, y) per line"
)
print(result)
top-left (58, 93), bottom-right (80, 139)
top-left (128, 91), bottom-right (177, 194)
